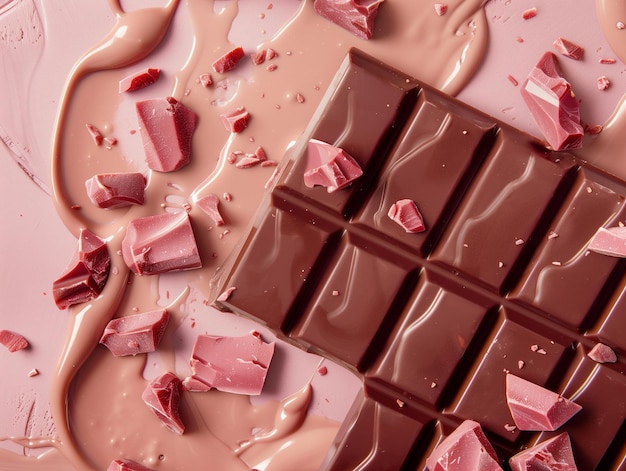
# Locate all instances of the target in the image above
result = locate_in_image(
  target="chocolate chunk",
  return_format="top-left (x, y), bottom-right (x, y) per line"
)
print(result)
top-left (509, 432), bottom-right (578, 471)
top-left (141, 372), bottom-right (184, 435)
top-left (99, 309), bottom-right (169, 357)
top-left (213, 49), bottom-right (626, 468)
top-left (85, 172), bottom-right (146, 209)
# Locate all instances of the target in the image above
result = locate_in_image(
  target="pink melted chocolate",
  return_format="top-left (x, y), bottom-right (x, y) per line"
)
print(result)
top-left (1, 0), bottom-right (625, 470)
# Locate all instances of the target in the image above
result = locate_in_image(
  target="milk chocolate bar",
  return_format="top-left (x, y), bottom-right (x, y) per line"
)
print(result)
top-left (214, 49), bottom-right (625, 469)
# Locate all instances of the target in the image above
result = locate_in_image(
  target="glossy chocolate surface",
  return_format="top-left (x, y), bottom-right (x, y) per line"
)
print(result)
top-left (214, 49), bottom-right (626, 469)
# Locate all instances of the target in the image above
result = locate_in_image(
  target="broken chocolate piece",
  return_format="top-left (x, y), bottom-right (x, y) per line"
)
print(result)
top-left (141, 372), bottom-right (184, 435)
top-left (53, 229), bottom-right (111, 309)
top-left (553, 38), bottom-right (584, 60)
top-left (425, 420), bottom-right (503, 471)
top-left (313, 0), bottom-right (384, 40)
top-left (122, 212), bottom-right (202, 275)
top-left (388, 199), bottom-right (425, 233)
top-left (506, 373), bottom-right (582, 431)
top-left (99, 310), bottom-right (169, 357)
top-left (107, 459), bottom-right (155, 471)
top-left (303, 139), bottom-right (363, 192)
top-left (119, 67), bottom-right (160, 93)
top-left (587, 342), bottom-right (617, 363)
top-left (183, 332), bottom-right (275, 395)
top-left (509, 432), bottom-right (578, 471)
top-left (0, 330), bottom-right (29, 352)
top-left (588, 226), bottom-right (626, 257)
top-left (196, 193), bottom-right (225, 226)
top-left (212, 46), bottom-right (245, 73)
top-left (85, 172), bottom-right (146, 209)
top-left (136, 97), bottom-right (198, 172)
top-left (220, 107), bottom-right (250, 133)
top-left (520, 52), bottom-right (583, 150)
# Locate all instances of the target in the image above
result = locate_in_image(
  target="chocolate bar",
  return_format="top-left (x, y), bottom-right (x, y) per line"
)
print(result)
top-left (214, 49), bottom-right (626, 469)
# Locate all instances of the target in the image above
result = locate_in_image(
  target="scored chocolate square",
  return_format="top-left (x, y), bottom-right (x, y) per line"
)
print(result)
top-left (214, 49), bottom-right (626, 469)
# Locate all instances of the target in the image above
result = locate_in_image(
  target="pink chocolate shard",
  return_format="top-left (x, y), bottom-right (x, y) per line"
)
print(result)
top-left (425, 420), bottom-right (503, 471)
top-left (183, 331), bottom-right (275, 395)
top-left (122, 212), bottom-right (202, 275)
top-left (107, 459), bottom-right (155, 471)
top-left (520, 52), bottom-right (584, 150)
top-left (136, 97), bottom-right (198, 172)
top-left (303, 139), bottom-right (363, 193)
top-left (196, 193), bottom-right (224, 226)
top-left (99, 310), bottom-right (169, 357)
top-left (388, 199), bottom-right (426, 233)
top-left (53, 229), bottom-right (111, 309)
top-left (85, 172), bottom-right (146, 209)
top-left (313, 0), bottom-right (384, 40)
top-left (509, 432), bottom-right (578, 471)
top-left (0, 330), bottom-right (29, 352)
top-left (119, 67), bottom-right (160, 93)
top-left (587, 226), bottom-right (626, 257)
top-left (553, 38), bottom-right (584, 60)
top-left (212, 46), bottom-right (245, 73)
top-left (220, 106), bottom-right (250, 133)
top-left (587, 342), bottom-right (617, 363)
top-left (505, 373), bottom-right (582, 431)
top-left (141, 372), bottom-right (185, 435)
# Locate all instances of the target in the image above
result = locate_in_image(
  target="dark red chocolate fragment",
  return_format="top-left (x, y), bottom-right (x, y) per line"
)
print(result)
top-left (53, 229), bottom-right (111, 309)
top-left (0, 330), bottom-right (29, 352)
top-left (99, 309), bottom-right (169, 357)
top-left (212, 49), bottom-right (626, 469)
top-left (212, 46), bottom-right (245, 73)
top-left (220, 107), bottom-right (250, 133)
top-left (136, 97), bottom-right (198, 172)
top-left (119, 68), bottom-right (160, 93)
top-left (313, 0), bottom-right (384, 39)
top-left (520, 52), bottom-right (583, 150)
top-left (509, 432), bottom-right (578, 471)
top-left (122, 213), bottom-right (202, 275)
top-left (107, 459), bottom-right (155, 471)
top-left (85, 172), bottom-right (146, 209)
top-left (141, 372), bottom-right (184, 435)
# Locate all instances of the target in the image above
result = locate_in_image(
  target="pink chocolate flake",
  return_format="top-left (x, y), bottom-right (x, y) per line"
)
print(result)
top-left (509, 432), bottom-right (578, 471)
top-left (53, 229), bottom-right (111, 309)
top-left (85, 172), bottom-right (146, 209)
top-left (388, 199), bottom-right (426, 233)
top-left (588, 226), bottom-right (626, 257)
top-left (85, 123), bottom-right (104, 146)
top-left (313, 0), bottom-right (384, 40)
top-left (251, 49), bottom-right (267, 65)
top-left (553, 38), bottom-right (584, 60)
top-left (522, 7), bottom-right (537, 19)
top-left (505, 373), bottom-right (582, 431)
top-left (434, 3), bottom-right (448, 16)
top-left (303, 139), bottom-right (363, 193)
top-left (212, 46), bottom-right (245, 73)
top-left (183, 332), bottom-right (275, 395)
top-left (107, 459), bottom-right (155, 471)
top-left (220, 107), bottom-right (250, 133)
top-left (100, 309), bottom-right (169, 357)
top-left (199, 73), bottom-right (213, 87)
top-left (425, 420), bottom-right (503, 471)
top-left (196, 193), bottom-right (225, 226)
top-left (122, 212), bottom-right (202, 275)
top-left (587, 342), bottom-right (617, 363)
top-left (142, 372), bottom-right (185, 435)
top-left (136, 97), bottom-right (198, 172)
top-left (597, 75), bottom-right (610, 91)
top-left (521, 52), bottom-right (583, 150)
top-left (0, 330), bottom-right (29, 352)
top-left (119, 68), bottom-right (160, 93)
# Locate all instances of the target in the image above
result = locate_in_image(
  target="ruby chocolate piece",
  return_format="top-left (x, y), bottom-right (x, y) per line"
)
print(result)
top-left (0, 330), bottom-right (29, 352)
top-left (136, 97), bottom-right (197, 172)
top-left (509, 432), bottom-right (577, 471)
top-left (122, 212), bottom-right (202, 275)
top-left (303, 139), bottom-right (363, 193)
top-left (424, 420), bottom-right (502, 471)
top-left (587, 226), bottom-right (626, 257)
top-left (220, 106), bottom-right (250, 133)
top-left (107, 459), bottom-right (155, 471)
top-left (85, 172), bottom-right (146, 209)
top-left (53, 229), bottom-right (111, 309)
top-left (196, 193), bottom-right (225, 226)
top-left (141, 372), bottom-right (184, 435)
top-left (387, 199), bottom-right (425, 233)
top-left (587, 342), bottom-right (617, 364)
top-left (119, 67), bottom-right (160, 93)
top-left (506, 373), bottom-right (582, 431)
top-left (553, 38), bottom-right (584, 61)
top-left (520, 52), bottom-right (583, 150)
top-left (183, 332), bottom-right (275, 395)
top-left (99, 309), bottom-right (169, 357)
top-left (313, 0), bottom-right (384, 40)
top-left (213, 49), bottom-right (626, 468)
top-left (212, 46), bottom-right (245, 73)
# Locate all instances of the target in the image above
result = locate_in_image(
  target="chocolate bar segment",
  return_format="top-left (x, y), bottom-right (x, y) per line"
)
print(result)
top-left (214, 49), bottom-right (626, 468)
